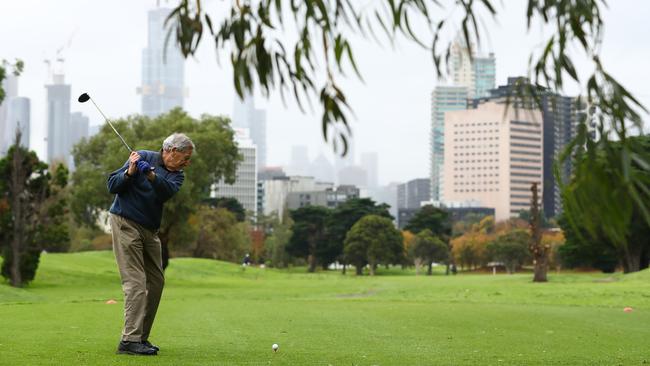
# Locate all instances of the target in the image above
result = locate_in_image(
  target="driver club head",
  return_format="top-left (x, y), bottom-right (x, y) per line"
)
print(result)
top-left (78, 93), bottom-right (90, 103)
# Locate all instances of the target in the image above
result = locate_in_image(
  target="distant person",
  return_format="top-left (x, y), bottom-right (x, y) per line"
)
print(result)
top-left (243, 253), bottom-right (252, 266)
top-left (107, 133), bottom-right (194, 356)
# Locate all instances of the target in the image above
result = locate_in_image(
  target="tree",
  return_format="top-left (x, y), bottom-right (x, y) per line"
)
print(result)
top-left (204, 197), bottom-right (246, 222)
top-left (542, 230), bottom-right (566, 272)
top-left (70, 109), bottom-right (241, 269)
top-left (344, 215), bottom-right (403, 276)
top-left (264, 215), bottom-right (293, 268)
top-left (405, 205), bottom-right (452, 273)
top-left (451, 232), bottom-right (491, 271)
top-left (166, 0), bottom-right (648, 262)
top-left (529, 182), bottom-right (549, 282)
top-left (487, 230), bottom-right (531, 274)
top-left (409, 229), bottom-right (448, 276)
top-left (404, 205), bottom-right (451, 237)
top-left (557, 214), bottom-right (618, 273)
top-left (559, 135), bottom-right (650, 273)
top-left (191, 206), bottom-right (250, 262)
top-left (324, 198), bottom-right (392, 272)
top-left (286, 206), bottom-right (330, 272)
top-left (0, 131), bottom-right (68, 286)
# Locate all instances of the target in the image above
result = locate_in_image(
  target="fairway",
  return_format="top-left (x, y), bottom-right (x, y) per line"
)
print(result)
top-left (1, 252), bottom-right (649, 365)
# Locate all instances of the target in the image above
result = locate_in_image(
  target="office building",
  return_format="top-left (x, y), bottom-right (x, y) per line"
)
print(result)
top-left (443, 101), bottom-right (543, 221)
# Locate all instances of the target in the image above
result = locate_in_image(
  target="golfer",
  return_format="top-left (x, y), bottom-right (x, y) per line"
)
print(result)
top-left (107, 133), bottom-right (194, 355)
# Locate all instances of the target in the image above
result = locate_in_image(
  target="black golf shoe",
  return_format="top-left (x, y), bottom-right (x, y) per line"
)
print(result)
top-left (141, 340), bottom-right (160, 352)
top-left (116, 341), bottom-right (157, 355)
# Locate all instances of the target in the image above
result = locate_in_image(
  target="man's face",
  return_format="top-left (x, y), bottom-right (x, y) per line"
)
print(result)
top-left (163, 147), bottom-right (193, 171)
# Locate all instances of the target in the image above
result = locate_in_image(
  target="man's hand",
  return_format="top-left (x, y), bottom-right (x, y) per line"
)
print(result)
top-left (137, 160), bottom-right (153, 174)
top-left (127, 151), bottom-right (141, 176)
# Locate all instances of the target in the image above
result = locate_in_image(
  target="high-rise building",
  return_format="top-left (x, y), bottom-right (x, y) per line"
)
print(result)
top-left (286, 185), bottom-right (360, 210)
top-left (370, 182), bottom-right (400, 219)
top-left (138, 7), bottom-right (185, 117)
top-left (288, 145), bottom-right (310, 175)
top-left (260, 175), bottom-right (334, 221)
top-left (257, 167), bottom-right (287, 217)
top-left (46, 73), bottom-right (71, 165)
top-left (0, 65), bottom-right (18, 149)
top-left (1, 97), bottom-right (30, 153)
top-left (430, 86), bottom-right (468, 202)
top-left (397, 178), bottom-right (431, 228)
top-left (473, 54), bottom-right (496, 99)
top-left (69, 112), bottom-right (89, 169)
top-left (449, 37), bottom-right (496, 99)
top-left (397, 178), bottom-right (431, 210)
top-left (232, 94), bottom-right (267, 169)
top-left (443, 101), bottom-right (543, 221)
top-left (211, 128), bottom-right (257, 215)
top-left (473, 77), bottom-right (579, 218)
top-left (360, 152), bottom-right (379, 189)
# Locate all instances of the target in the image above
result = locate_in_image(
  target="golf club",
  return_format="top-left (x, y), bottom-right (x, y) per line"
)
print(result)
top-left (78, 93), bottom-right (133, 152)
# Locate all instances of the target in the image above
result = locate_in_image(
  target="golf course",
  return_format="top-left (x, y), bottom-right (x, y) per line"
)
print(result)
top-left (1, 251), bottom-right (649, 365)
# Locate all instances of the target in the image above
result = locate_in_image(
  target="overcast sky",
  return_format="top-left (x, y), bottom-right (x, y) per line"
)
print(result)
top-left (2, 0), bottom-right (649, 185)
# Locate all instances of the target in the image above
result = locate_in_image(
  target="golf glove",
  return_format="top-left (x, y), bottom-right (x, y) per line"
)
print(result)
top-left (137, 160), bottom-right (153, 174)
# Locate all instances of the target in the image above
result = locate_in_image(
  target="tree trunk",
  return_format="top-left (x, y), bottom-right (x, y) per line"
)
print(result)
top-left (529, 183), bottom-right (548, 282)
top-left (307, 254), bottom-right (316, 273)
top-left (427, 261), bottom-right (433, 276)
top-left (355, 265), bottom-right (362, 275)
top-left (621, 245), bottom-right (641, 273)
top-left (342, 263), bottom-right (347, 275)
top-left (9, 132), bottom-right (26, 287)
top-left (533, 258), bottom-right (548, 282)
top-left (640, 246), bottom-right (649, 271)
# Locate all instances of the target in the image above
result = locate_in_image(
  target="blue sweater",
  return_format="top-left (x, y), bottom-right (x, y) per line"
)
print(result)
top-left (107, 150), bottom-right (185, 230)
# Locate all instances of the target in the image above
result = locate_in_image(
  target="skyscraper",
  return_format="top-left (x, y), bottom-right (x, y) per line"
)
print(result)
top-left (360, 152), bottom-right (379, 189)
top-left (69, 112), bottom-right (90, 169)
top-left (211, 128), bottom-right (258, 215)
top-left (1, 97), bottom-right (30, 153)
top-left (443, 101), bottom-right (543, 221)
top-left (0, 67), bottom-right (18, 153)
top-left (397, 178), bottom-right (431, 210)
top-left (473, 54), bottom-right (496, 99)
top-left (46, 73), bottom-right (71, 165)
top-left (288, 145), bottom-right (310, 176)
top-left (232, 94), bottom-right (267, 169)
top-left (138, 7), bottom-right (185, 117)
top-left (449, 37), bottom-right (496, 99)
top-left (473, 77), bottom-right (580, 218)
top-left (430, 86), bottom-right (468, 202)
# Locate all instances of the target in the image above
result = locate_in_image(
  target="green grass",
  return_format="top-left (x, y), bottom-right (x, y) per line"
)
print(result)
top-left (1, 251), bottom-right (650, 365)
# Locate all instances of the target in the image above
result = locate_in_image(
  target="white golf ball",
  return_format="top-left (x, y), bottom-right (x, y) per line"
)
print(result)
top-left (272, 343), bottom-right (279, 352)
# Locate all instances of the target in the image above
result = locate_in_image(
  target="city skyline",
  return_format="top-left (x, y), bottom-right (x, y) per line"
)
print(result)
top-left (1, 1), bottom-right (648, 186)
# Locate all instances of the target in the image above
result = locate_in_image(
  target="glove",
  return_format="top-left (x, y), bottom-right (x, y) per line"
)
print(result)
top-left (137, 160), bottom-right (153, 174)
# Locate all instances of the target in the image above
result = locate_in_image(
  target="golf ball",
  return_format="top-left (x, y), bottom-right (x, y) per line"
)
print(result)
top-left (272, 343), bottom-right (279, 352)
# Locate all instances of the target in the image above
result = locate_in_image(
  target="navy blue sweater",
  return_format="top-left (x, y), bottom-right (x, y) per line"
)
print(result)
top-left (107, 150), bottom-right (184, 230)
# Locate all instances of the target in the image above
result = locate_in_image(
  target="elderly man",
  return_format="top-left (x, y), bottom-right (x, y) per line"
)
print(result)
top-left (107, 132), bottom-right (193, 355)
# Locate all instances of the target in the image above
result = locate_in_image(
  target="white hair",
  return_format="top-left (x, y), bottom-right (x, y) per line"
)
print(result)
top-left (162, 133), bottom-right (195, 152)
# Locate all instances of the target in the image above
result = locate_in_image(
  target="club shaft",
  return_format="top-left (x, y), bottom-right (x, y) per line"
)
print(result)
top-left (88, 97), bottom-right (133, 152)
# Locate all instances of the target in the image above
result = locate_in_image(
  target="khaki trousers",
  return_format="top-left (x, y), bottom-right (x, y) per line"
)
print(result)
top-left (110, 214), bottom-right (164, 342)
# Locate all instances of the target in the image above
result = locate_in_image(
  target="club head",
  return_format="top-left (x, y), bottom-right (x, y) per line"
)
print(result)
top-left (78, 93), bottom-right (90, 103)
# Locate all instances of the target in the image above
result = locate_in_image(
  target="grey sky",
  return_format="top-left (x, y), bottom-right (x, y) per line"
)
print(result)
top-left (1, 1), bottom-right (648, 185)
